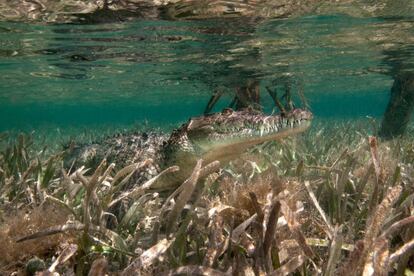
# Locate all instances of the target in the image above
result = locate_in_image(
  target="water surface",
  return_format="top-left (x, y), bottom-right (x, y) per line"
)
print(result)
top-left (0, 15), bottom-right (413, 132)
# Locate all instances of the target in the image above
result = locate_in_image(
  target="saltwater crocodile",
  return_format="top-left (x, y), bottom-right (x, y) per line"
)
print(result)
top-left (66, 108), bottom-right (312, 189)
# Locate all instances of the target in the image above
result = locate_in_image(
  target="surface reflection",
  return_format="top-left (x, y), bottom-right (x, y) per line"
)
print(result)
top-left (0, 15), bottom-right (413, 131)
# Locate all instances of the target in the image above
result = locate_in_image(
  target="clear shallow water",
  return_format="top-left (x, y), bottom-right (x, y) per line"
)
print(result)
top-left (0, 14), bottom-right (413, 132)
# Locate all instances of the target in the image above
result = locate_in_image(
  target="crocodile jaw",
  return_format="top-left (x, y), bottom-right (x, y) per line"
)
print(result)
top-left (201, 119), bottom-right (311, 162)
top-left (184, 108), bottom-right (313, 162)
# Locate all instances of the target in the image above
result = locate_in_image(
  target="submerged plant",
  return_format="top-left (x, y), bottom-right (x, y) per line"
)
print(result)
top-left (1, 121), bottom-right (414, 275)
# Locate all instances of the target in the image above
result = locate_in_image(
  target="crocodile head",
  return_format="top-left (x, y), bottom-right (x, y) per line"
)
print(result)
top-left (163, 108), bottom-right (313, 167)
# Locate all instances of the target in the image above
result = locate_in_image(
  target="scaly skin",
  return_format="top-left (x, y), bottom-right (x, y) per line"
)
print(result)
top-left (65, 108), bottom-right (313, 188)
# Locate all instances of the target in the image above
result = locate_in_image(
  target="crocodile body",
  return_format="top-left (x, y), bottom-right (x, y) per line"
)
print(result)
top-left (66, 108), bottom-right (312, 188)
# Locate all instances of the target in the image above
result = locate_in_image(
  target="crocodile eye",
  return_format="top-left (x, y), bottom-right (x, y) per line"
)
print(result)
top-left (222, 108), bottom-right (233, 115)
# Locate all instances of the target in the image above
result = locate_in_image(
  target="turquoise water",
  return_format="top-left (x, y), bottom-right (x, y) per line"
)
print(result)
top-left (1, 15), bottom-right (413, 132)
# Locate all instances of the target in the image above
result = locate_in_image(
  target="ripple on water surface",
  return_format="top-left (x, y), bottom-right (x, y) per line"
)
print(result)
top-left (0, 15), bottom-right (413, 131)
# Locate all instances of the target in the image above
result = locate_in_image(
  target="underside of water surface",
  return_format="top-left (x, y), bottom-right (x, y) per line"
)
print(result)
top-left (0, 9), bottom-right (413, 136)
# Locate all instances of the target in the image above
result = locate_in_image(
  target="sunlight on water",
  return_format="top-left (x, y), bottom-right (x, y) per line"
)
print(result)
top-left (0, 15), bottom-right (413, 131)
